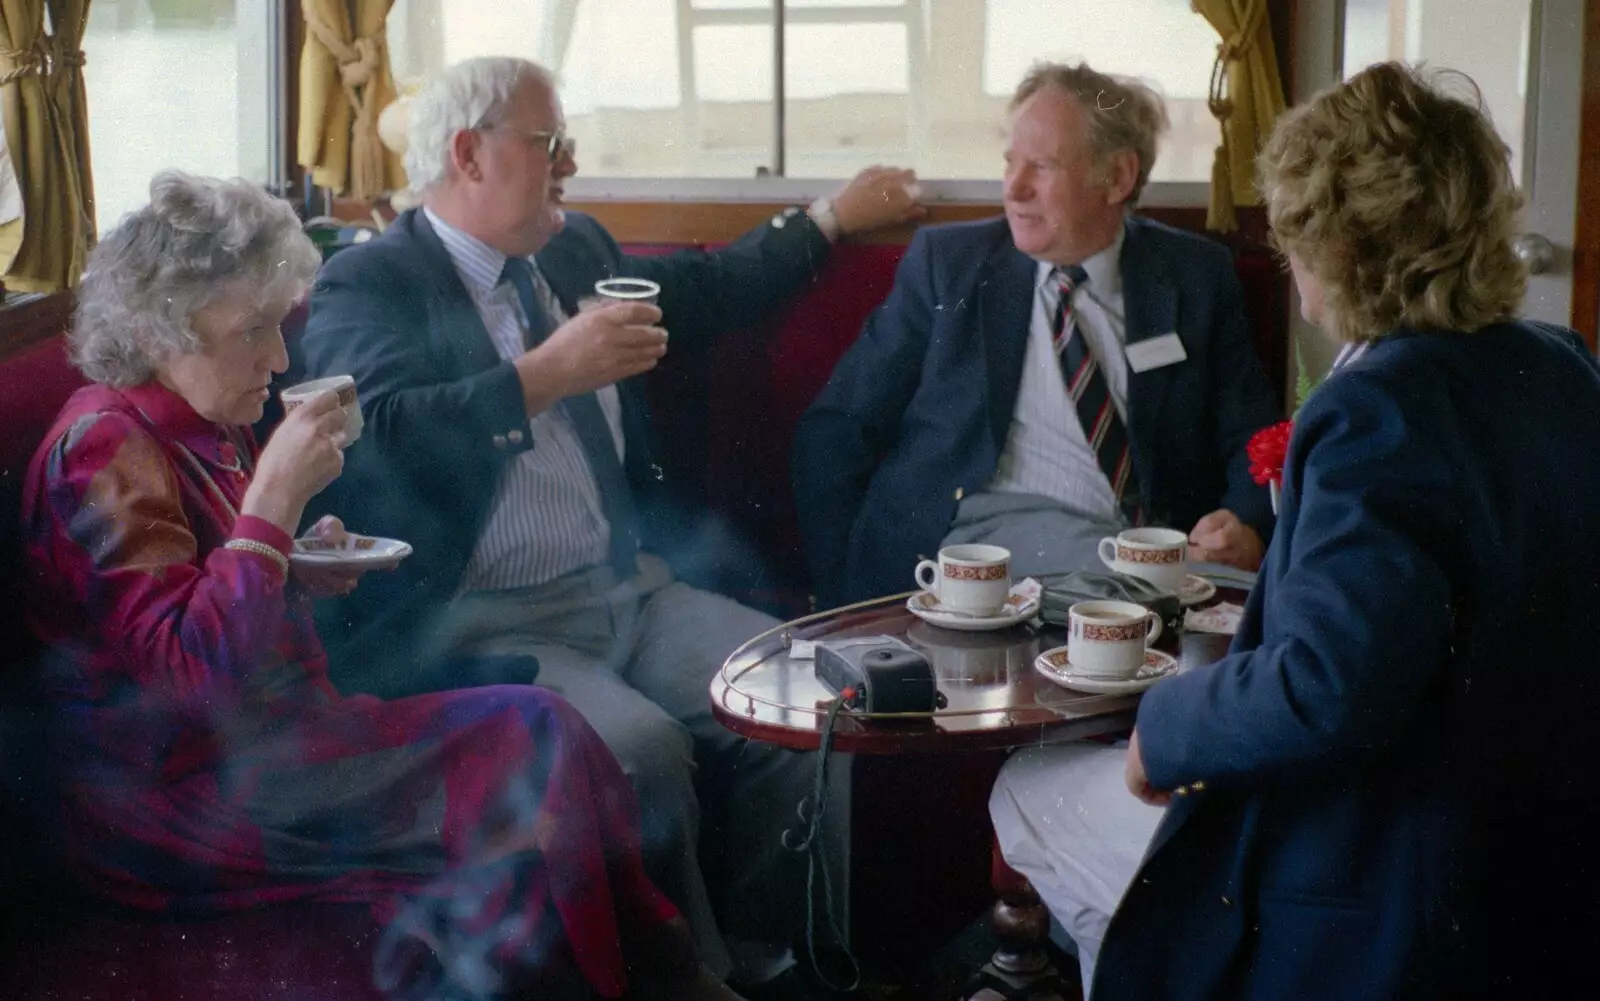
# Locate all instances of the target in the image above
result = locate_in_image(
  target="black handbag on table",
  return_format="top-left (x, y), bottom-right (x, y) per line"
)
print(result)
top-left (1035, 570), bottom-right (1181, 629)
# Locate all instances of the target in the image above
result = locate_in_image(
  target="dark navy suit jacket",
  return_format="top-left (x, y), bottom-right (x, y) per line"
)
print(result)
top-left (792, 214), bottom-right (1280, 608)
top-left (1096, 323), bottom-right (1600, 1000)
top-left (298, 207), bottom-right (831, 696)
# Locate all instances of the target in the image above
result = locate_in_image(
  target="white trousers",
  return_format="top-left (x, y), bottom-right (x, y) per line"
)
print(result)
top-left (989, 742), bottom-right (1166, 997)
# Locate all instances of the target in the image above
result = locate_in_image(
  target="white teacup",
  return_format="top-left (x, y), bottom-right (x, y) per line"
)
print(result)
top-left (594, 277), bottom-right (661, 306)
top-left (1098, 527), bottom-right (1188, 593)
top-left (281, 375), bottom-right (363, 446)
top-left (914, 544), bottom-right (1011, 616)
top-left (1067, 599), bottom-right (1164, 679)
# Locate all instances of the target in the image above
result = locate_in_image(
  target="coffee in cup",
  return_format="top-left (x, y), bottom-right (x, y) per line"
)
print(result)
top-left (1066, 599), bottom-right (1164, 679)
top-left (281, 375), bottom-right (362, 446)
top-left (913, 544), bottom-right (1011, 616)
top-left (1098, 527), bottom-right (1188, 593)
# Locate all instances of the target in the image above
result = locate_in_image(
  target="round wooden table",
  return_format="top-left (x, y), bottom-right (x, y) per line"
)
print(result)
top-left (712, 592), bottom-right (1236, 753)
top-left (710, 590), bottom-right (1242, 1000)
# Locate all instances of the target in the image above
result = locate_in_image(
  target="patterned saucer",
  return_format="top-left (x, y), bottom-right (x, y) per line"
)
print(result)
top-left (907, 589), bottom-right (1041, 632)
top-left (1177, 574), bottom-right (1217, 608)
top-left (290, 534), bottom-right (413, 570)
top-left (1033, 645), bottom-right (1179, 695)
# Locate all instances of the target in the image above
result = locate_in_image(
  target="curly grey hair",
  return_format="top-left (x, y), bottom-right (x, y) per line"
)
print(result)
top-left (405, 56), bottom-right (555, 191)
top-left (71, 171), bottom-right (321, 387)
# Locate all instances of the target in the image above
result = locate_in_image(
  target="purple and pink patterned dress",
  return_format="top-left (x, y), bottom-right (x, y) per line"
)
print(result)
top-left (22, 380), bottom-right (681, 998)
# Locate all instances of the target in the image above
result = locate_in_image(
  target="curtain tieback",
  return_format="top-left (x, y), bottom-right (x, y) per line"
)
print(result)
top-left (48, 39), bottom-right (86, 72)
top-left (303, 9), bottom-right (386, 100)
top-left (338, 35), bottom-right (384, 91)
top-left (0, 37), bottom-right (51, 87)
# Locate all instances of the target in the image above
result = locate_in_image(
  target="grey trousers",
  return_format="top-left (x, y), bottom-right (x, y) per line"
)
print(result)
top-left (944, 490), bottom-right (1127, 579)
top-left (433, 554), bottom-right (811, 982)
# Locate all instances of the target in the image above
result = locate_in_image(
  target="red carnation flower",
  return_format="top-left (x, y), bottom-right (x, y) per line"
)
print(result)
top-left (1247, 420), bottom-right (1294, 487)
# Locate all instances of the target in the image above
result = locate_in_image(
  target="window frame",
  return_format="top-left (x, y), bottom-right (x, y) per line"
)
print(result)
top-left (311, 0), bottom-right (1296, 209)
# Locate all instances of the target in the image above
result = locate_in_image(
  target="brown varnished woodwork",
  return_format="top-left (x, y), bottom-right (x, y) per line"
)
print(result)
top-left (0, 293), bottom-right (73, 362)
top-left (561, 200), bottom-right (1267, 249)
top-left (709, 592), bottom-right (1240, 755)
top-left (284, 0), bottom-right (308, 205)
top-left (1572, 0), bottom-right (1600, 349)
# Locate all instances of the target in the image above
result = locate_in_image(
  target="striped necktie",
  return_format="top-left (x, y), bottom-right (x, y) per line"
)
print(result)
top-left (1053, 265), bottom-right (1142, 523)
top-left (499, 256), bottom-right (640, 577)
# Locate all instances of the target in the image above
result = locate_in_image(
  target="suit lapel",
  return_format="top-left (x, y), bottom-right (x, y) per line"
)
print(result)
top-left (534, 221), bottom-right (659, 485)
top-left (536, 229), bottom-right (608, 317)
top-left (407, 210), bottom-right (505, 373)
top-left (980, 240), bottom-right (1038, 452)
top-left (1120, 216), bottom-right (1181, 457)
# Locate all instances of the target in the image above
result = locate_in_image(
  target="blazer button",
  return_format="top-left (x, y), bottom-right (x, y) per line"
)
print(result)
top-left (492, 434), bottom-right (508, 449)
top-left (508, 429), bottom-right (525, 444)
top-left (1174, 785), bottom-right (1190, 796)
top-left (1191, 780), bottom-right (1207, 792)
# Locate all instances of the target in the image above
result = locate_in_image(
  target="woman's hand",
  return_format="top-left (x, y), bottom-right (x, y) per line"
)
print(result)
top-left (291, 515), bottom-right (369, 597)
top-left (242, 391), bottom-right (347, 535)
top-left (1125, 729), bottom-right (1173, 807)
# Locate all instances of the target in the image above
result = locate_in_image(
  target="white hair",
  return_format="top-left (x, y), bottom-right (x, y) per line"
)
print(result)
top-left (71, 171), bottom-right (320, 387)
top-left (405, 56), bottom-right (555, 191)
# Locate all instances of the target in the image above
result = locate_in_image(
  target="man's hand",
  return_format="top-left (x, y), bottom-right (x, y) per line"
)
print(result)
top-left (830, 166), bottom-right (926, 236)
top-left (514, 301), bottom-right (668, 414)
top-left (1125, 729), bottom-right (1173, 807)
top-left (1188, 509), bottom-right (1265, 571)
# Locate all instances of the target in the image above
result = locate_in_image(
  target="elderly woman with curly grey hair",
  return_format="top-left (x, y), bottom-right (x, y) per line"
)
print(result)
top-left (22, 171), bottom-right (748, 1001)
top-left (994, 62), bottom-right (1600, 1001)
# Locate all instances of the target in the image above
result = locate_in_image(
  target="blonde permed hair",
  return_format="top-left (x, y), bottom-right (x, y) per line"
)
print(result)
top-left (1257, 62), bottom-right (1525, 343)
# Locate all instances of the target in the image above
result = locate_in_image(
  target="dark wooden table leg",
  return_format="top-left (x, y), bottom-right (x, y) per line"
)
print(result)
top-left (960, 837), bottom-right (1075, 1001)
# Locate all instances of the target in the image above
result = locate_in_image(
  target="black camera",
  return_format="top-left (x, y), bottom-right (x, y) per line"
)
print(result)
top-left (814, 636), bottom-right (939, 713)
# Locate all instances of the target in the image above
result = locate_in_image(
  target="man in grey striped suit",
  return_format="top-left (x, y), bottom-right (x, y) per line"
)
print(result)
top-left (299, 56), bottom-right (922, 993)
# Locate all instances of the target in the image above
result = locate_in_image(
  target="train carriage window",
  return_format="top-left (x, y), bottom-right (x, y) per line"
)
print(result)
top-left (387, 0), bottom-right (1224, 187)
top-left (83, 0), bottom-right (278, 232)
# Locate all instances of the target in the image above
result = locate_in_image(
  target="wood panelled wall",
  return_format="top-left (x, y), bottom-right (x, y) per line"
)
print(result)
top-left (1573, 0), bottom-right (1600, 350)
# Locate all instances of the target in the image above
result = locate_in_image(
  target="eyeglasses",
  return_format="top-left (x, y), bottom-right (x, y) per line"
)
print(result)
top-left (477, 122), bottom-right (576, 162)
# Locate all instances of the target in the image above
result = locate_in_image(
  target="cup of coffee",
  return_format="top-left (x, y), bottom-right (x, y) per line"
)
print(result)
top-left (281, 375), bottom-right (362, 446)
top-left (1098, 527), bottom-right (1188, 593)
top-left (1067, 599), bottom-right (1164, 679)
top-left (593, 277), bottom-right (661, 306)
top-left (914, 544), bottom-right (1011, 616)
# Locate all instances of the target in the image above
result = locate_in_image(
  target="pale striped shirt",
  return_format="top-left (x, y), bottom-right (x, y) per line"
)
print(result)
top-left (424, 209), bottom-right (628, 591)
top-left (988, 229), bottom-right (1129, 520)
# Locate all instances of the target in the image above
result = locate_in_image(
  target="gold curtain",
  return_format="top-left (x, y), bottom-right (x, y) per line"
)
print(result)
top-left (0, 0), bottom-right (94, 293)
top-left (297, 0), bottom-right (404, 200)
top-left (1192, 0), bottom-right (1286, 233)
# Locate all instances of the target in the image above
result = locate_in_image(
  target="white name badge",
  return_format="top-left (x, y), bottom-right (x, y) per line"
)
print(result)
top-left (1126, 332), bottom-right (1188, 373)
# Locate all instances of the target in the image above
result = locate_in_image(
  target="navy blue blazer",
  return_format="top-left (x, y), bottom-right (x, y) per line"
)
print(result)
top-left (1096, 323), bottom-right (1600, 1000)
top-left (298, 207), bottom-right (831, 696)
top-left (792, 215), bottom-right (1280, 607)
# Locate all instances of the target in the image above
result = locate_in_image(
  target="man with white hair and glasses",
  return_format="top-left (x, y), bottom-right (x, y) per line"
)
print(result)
top-left (298, 55), bottom-right (922, 995)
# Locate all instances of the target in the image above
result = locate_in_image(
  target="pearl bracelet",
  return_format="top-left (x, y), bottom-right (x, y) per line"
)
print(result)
top-left (224, 538), bottom-right (290, 580)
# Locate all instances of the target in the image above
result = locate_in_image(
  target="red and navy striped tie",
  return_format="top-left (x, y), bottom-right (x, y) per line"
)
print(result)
top-left (1053, 265), bottom-right (1142, 523)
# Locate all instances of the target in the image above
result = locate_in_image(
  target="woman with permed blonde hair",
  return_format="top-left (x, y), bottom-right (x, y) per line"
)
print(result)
top-left (1081, 62), bottom-right (1600, 1000)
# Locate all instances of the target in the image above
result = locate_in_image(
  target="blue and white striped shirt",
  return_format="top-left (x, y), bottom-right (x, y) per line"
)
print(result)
top-left (989, 230), bottom-right (1129, 520)
top-left (425, 209), bottom-right (628, 591)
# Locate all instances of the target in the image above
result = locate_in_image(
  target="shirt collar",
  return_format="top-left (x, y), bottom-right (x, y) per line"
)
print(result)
top-left (1034, 225), bottom-right (1125, 298)
top-left (425, 206), bottom-right (511, 297)
top-left (1333, 341), bottom-right (1372, 370)
top-left (119, 380), bottom-right (234, 462)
